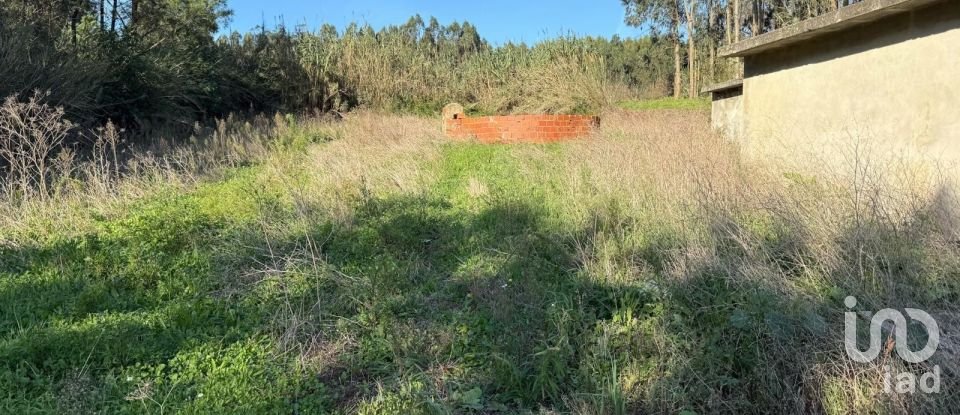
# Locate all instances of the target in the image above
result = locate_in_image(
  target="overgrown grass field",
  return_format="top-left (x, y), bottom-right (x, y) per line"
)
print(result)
top-left (2, 108), bottom-right (959, 413)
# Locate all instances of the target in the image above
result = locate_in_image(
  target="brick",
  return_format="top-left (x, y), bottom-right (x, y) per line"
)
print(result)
top-left (443, 113), bottom-right (598, 143)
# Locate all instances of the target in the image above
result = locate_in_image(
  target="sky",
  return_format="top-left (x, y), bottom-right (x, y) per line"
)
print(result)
top-left (222, 0), bottom-right (644, 45)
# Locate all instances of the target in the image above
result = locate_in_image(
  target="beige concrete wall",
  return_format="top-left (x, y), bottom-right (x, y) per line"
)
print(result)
top-left (741, 0), bottom-right (960, 173)
top-left (711, 93), bottom-right (743, 141)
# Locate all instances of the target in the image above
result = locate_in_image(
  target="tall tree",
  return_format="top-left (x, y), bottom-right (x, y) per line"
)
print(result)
top-left (732, 0), bottom-right (742, 76)
top-left (110, 0), bottom-right (117, 33)
top-left (733, 0), bottom-right (741, 42)
top-left (131, 0), bottom-right (139, 26)
top-left (683, 0), bottom-right (699, 97)
top-left (707, 0), bottom-right (717, 83)
top-left (623, 0), bottom-right (685, 98)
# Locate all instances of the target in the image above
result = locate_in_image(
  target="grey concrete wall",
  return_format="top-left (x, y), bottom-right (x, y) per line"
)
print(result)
top-left (711, 92), bottom-right (743, 141)
top-left (740, 0), bottom-right (960, 171)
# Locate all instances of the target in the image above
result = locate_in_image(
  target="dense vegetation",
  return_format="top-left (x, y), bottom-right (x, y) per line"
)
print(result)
top-left (1, 0), bottom-right (683, 134)
top-left (2, 0), bottom-right (861, 134)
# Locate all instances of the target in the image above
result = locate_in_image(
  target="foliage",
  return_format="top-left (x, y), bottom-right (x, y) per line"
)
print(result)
top-left (216, 21), bottom-right (659, 116)
top-left (0, 0), bottom-right (866, 135)
top-left (0, 4), bottom-right (668, 136)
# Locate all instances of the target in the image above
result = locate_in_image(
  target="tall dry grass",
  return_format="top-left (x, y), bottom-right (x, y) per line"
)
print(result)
top-left (559, 109), bottom-right (960, 412)
top-left (294, 31), bottom-right (622, 115)
top-left (0, 99), bottom-right (281, 241)
top-left (404, 107), bottom-right (960, 412)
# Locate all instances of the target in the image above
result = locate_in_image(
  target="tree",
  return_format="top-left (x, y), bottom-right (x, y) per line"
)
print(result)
top-left (623, 0), bottom-right (685, 98)
top-left (683, 0), bottom-right (699, 97)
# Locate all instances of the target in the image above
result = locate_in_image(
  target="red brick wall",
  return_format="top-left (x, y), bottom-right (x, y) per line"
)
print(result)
top-left (444, 114), bottom-right (600, 143)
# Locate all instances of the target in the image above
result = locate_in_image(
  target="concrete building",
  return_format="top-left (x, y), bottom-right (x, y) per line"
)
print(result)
top-left (707, 0), bottom-right (960, 167)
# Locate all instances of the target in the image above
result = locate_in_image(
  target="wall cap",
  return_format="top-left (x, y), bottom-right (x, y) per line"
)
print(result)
top-left (719, 0), bottom-right (948, 58)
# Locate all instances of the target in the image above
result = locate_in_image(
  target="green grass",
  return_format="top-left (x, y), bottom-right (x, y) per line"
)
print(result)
top-left (618, 97), bottom-right (710, 111)
top-left (1, 120), bottom-right (950, 413)
top-left (0, 145), bottom-right (807, 413)
top-left (0, 171), bottom-right (329, 413)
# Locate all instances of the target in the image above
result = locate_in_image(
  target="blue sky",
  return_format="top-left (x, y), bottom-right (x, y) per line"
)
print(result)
top-left (222, 0), bottom-right (643, 44)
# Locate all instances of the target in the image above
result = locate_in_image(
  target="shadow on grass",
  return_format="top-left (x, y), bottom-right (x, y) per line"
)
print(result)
top-left (0, 196), bottom-right (316, 412)
top-left (0, 190), bottom-right (849, 413)
top-left (3, 179), bottom-right (959, 413)
top-left (662, 181), bottom-right (960, 414)
top-left (300, 192), bottom-right (679, 411)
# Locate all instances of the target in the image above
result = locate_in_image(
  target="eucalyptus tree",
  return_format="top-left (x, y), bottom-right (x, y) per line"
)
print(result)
top-left (623, 0), bottom-right (685, 98)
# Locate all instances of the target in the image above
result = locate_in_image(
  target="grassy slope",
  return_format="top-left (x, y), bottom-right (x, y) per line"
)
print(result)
top-left (618, 98), bottom-right (710, 111)
top-left (1, 111), bottom-right (956, 414)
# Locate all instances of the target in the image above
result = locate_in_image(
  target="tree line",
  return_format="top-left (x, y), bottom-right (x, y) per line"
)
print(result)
top-left (1, 1), bottom-right (672, 133)
top-left (1, 0), bottom-right (858, 133)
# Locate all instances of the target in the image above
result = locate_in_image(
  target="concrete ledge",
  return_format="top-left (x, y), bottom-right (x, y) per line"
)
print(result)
top-left (702, 78), bottom-right (743, 94)
top-left (719, 0), bottom-right (948, 58)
